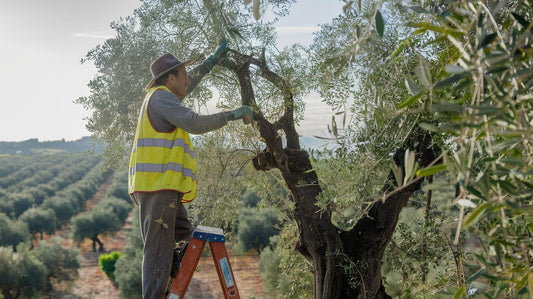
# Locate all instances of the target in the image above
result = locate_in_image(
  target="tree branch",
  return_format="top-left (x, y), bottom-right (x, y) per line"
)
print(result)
top-left (249, 57), bottom-right (300, 150)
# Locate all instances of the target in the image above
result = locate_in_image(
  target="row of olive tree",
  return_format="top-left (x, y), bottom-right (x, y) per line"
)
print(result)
top-left (0, 153), bottom-right (98, 191)
top-left (70, 169), bottom-right (131, 252)
top-left (0, 153), bottom-right (105, 219)
top-left (0, 164), bottom-right (127, 299)
top-left (0, 156), bottom-right (111, 250)
top-left (0, 238), bottom-right (80, 299)
top-left (0, 154), bottom-right (61, 188)
top-left (40, 160), bottom-right (112, 227)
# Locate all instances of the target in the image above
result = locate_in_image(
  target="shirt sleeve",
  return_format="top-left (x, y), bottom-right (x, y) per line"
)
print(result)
top-left (187, 64), bottom-right (210, 94)
top-left (148, 89), bottom-right (228, 135)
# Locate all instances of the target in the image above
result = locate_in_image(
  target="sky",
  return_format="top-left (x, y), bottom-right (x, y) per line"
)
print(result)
top-left (0, 0), bottom-right (342, 142)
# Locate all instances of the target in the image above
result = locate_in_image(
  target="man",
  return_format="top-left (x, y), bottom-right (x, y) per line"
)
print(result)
top-left (128, 40), bottom-right (252, 299)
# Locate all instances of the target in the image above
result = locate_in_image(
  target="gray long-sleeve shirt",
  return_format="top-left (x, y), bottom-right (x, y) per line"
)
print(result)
top-left (147, 64), bottom-right (228, 134)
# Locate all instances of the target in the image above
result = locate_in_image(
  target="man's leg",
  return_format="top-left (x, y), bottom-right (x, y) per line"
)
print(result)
top-left (170, 202), bottom-right (194, 278)
top-left (131, 191), bottom-right (183, 299)
top-left (174, 202), bottom-right (193, 242)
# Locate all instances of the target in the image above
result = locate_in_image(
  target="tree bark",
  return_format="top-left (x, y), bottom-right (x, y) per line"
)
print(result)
top-left (91, 235), bottom-right (105, 252)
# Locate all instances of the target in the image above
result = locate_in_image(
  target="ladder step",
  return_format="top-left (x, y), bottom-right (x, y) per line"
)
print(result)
top-left (192, 225), bottom-right (225, 243)
top-left (194, 225), bottom-right (224, 235)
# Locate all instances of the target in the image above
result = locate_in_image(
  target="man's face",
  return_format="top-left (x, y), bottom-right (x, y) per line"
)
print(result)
top-left (168, 66), bottom-right (190, 97)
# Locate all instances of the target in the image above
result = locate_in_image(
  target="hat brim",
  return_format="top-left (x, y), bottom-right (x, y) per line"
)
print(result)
top-left (145, 59), bottom-right (195, 90)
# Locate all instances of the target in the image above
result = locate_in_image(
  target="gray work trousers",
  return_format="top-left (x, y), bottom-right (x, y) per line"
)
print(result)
top-left (130, 190), bottom-right (193, 299)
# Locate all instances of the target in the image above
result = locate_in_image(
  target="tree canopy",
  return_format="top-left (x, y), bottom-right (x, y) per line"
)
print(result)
top-left (78, 0), bottom-right (533, 297)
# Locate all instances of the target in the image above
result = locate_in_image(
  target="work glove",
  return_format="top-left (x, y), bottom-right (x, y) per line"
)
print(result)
top-left (225, 105), bottom-right (253, 124)
top-left (202, 38), bottom-right (228, 70)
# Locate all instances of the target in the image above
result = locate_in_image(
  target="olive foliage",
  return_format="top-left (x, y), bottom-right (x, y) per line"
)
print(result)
top-left (76, 0), bottom-right (533, 297)
top-left (380, 0), bottom-right (533, 296)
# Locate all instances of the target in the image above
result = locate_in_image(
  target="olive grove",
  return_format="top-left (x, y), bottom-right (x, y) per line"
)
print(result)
top-left (77, 0), bottom-right (532, 298)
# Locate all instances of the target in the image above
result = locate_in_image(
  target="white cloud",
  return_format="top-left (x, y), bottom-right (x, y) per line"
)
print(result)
top-left (73, 31), bottom-right (115, 40)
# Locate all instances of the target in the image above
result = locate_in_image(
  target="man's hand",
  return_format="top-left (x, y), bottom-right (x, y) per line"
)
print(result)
top-left (226, 105), bottom-right (253, 124)
top-left (203, 38), bottom-right (228, 70)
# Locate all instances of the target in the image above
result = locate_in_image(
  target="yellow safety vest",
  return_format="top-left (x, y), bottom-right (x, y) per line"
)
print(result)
top-left (128, 86), bottom-right (197, 202)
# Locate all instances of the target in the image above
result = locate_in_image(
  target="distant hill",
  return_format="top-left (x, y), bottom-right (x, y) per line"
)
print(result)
top-left (0, 136), bottom-right (328, 156)
top-left (0, 136), bottom-right (106, 155)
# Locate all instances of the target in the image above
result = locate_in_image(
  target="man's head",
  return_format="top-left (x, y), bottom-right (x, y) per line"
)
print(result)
top-left (164, 66), bottom-right (190, 97)
top-left (145, 53), bottom-right (193, 96)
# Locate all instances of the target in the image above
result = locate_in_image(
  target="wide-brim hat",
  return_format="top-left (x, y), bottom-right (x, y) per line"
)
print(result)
top-left (145, 53), bottom-right (194, 90)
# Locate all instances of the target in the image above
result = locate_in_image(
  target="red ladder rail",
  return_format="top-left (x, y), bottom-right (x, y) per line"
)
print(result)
top-left (167, 226), bottom-right (240, 299)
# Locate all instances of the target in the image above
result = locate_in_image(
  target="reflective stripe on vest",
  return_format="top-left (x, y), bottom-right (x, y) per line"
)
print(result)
top-left (132, 163), bottom-right (196, 179)
top-left (134, 138), bottom-right (196, 158)
top-left (128, 86), bottom-right (197, 202)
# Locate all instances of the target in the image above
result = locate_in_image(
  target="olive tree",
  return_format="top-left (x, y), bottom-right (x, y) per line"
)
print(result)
top-left (95, 196), bottom-right (131, 224)
top-left (70, 208), bottom-right (121, 252)
top-left (42, 196), bottom-right (75, 227)
top-left (0, 213), bottom-right (30, 250)
top-left (19, 207), bottom-right (56, 241)
top-left (395, 1), bottom-right (533, 296)
top-left (236, 207), bottom-right (279, 253)
top-left (0, 246), bottom-right (47, 299)
top-left (32, 237), bottom-right (81, 291)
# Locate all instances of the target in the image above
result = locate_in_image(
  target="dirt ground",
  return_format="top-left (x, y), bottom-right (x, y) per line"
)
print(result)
top-left (183, 251), bottom-right (265, 299)
top-left (39, 178), bottom-right (265, 299)
top-left (58, 228), bottom-right (265, 299)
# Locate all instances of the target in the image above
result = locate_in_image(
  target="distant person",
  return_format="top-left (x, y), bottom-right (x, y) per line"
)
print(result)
top-left (128, 39), bottom-right (252, 299)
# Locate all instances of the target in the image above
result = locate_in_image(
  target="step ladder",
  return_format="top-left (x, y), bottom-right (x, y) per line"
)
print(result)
top-left (167, 225), bottom-right (240, 299)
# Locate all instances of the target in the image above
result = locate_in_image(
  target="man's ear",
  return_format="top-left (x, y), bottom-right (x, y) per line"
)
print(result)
top-left (166, 73), bottom-right (175, 85)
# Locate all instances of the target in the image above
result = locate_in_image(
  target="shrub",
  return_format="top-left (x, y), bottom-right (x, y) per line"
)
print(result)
top-left (32, 237), bottom-right (80, 290)
top-left (95, 196), bottom-right (131, 224)
top-left (235, 207), bottom-right (279, 254)
top-left (10, 193), bottom-right (35, 218)
top-left (0, 246), bottom-right (47, 299)
top-left (99, 251), bottom-right (122, 280)
top-left (107, 171), bottom-right (130, 202)
top-left (0, 213), bottom-right (30, 250)
top-left (259, 240), bottom-right (284, 296)
top-left (115, 207), bottom-right (142, 299)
